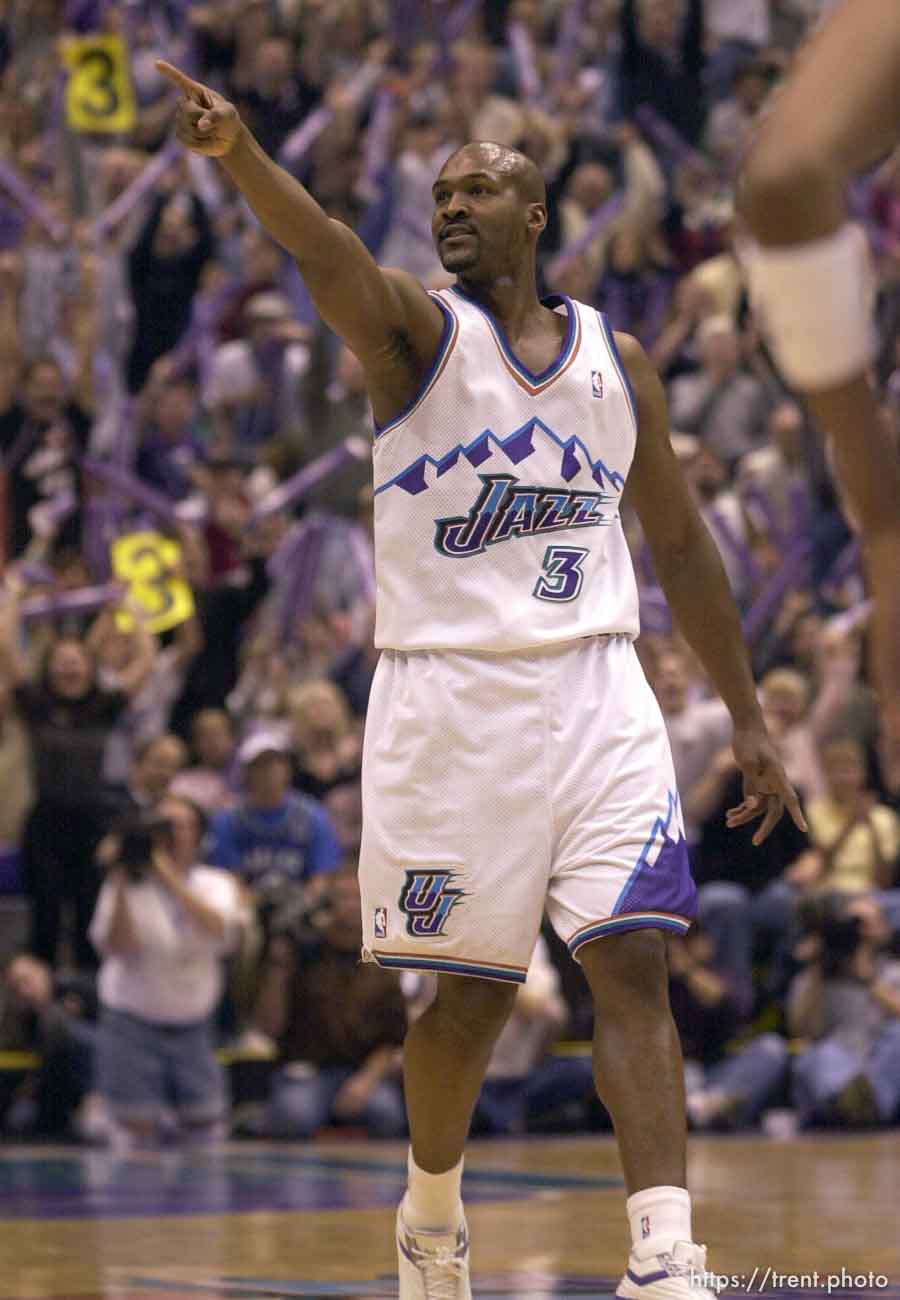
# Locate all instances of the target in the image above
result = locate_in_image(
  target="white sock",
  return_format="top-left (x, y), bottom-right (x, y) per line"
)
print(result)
top-left (403, 1148), bottom-right (464, 1232)
top-left (627, 1185), bottom-right (692, 1259)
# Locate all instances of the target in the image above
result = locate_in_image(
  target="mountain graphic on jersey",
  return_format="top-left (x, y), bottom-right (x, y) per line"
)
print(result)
top-left (374, 416), bottom-right (625, 499)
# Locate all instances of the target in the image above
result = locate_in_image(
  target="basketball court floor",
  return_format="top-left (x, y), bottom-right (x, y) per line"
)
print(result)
top-left (4, 1133), bottom-right (899, 1299)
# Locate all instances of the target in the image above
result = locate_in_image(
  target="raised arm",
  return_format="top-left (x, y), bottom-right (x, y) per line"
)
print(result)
top-left (155, 61), bottom-right (445, 423)
top-left (619, 331), bottom-right (806, 845)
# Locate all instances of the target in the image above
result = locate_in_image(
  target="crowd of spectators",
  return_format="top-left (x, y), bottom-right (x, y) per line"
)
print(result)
top-left (1, 0), bottom-right (900, 1147)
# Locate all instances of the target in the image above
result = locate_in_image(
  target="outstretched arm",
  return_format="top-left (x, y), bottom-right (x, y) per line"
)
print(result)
top-left (619, 331), bottom-right (806, 845)
top-left (155, 61), bottom-right (444, 419)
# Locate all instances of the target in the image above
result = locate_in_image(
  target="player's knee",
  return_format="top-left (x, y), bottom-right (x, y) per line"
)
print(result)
top-left (580, 928), bottom-right (669, 1012)
top-left (433, 974), bottom-right (517, 1040)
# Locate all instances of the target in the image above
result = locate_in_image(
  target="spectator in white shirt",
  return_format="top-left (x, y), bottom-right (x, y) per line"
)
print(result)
top-left (90, 795), bottom-right (248, 1147)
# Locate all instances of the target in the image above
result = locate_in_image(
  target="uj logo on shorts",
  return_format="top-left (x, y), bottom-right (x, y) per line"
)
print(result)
top-left (398, 870), bottom-right (467, 937)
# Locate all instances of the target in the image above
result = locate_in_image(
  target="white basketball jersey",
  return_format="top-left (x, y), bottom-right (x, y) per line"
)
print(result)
top-left (372, 286), bottom-right (641, 653)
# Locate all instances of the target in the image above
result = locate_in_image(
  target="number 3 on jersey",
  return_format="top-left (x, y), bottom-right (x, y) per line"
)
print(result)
top-left (533, 546), bottom-right (589, 603)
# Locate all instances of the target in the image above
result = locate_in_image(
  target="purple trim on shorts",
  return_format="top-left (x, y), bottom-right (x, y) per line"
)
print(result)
top-left (569, 913), bottom-right (692, 958)
top-left (369, 950), bottom-right (528, 984)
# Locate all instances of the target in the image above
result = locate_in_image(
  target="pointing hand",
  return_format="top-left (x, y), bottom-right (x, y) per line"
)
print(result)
top-left (156, 60), bottom-right (242, 158)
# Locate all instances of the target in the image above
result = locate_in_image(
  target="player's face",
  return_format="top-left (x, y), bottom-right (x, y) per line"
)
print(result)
top-left (431, 165), bottom-right (527, 279)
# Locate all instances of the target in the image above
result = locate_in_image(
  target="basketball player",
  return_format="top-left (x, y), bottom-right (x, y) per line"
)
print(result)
top-left (737, 0), bottom-right (900, 741)
top-left (157, 59), bottom-right (804, 1300)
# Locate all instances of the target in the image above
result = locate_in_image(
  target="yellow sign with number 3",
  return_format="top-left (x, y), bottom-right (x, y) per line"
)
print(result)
top-left (111, 531), bottom-right (194, 635)
top-left (62, 34), bottom-right (136, 133)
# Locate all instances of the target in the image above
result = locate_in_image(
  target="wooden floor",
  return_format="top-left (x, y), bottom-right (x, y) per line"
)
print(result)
top-left (4, 1134), bottom-right (899, 1298)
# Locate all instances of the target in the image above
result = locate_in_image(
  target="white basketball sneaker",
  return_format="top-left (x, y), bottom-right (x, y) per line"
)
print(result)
top-left (396, 1205), bottom-right (472, 1299)
top-left (616, 1240), bottom-right (720, 1298)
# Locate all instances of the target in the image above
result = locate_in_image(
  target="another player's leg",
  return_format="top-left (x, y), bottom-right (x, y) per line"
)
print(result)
top-left (398, 973), bottom-right (517, 1300)
top-left (736, 0), bottom-right (900, 735)
top-left (579, 930), bottom-right (717, 1300)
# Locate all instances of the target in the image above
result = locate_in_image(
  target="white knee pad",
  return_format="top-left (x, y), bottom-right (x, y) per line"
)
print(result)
top-left (739, 223), bottom-right (877, 391)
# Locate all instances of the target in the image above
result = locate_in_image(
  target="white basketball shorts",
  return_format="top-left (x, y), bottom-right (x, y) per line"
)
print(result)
top-left (360, 634), bottom-right (697, 984)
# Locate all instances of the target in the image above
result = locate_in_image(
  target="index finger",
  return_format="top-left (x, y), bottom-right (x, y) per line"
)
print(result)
top-left (155, 59), bottom-right (206, 100)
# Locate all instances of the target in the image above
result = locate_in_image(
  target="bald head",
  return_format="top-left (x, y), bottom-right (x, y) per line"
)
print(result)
top-left (439, 141), bottom-right (546, 207)
top-left (432, 141), bottom-right (548, 280)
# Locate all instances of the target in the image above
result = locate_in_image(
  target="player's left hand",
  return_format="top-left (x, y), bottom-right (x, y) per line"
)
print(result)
top-left (726, 729), bottom-right (808, 846)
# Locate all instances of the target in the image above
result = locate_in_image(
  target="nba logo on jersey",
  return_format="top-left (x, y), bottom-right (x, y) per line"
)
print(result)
top-left (374, 907), bottom-right (388, 939)
top-left (591, 369), bottom-right (604, 399)
top-left (399, 870), bottom-right (467, 938)
top-left (641, 1215), bottom-right (651, 1240)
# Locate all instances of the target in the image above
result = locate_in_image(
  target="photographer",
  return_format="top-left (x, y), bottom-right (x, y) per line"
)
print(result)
top-left (89, 796), bottom-right (249, 1147)
top-left (242, 870), bottom-right (407, 1140)
top-left (789, 893), bottom-right (900, 1127)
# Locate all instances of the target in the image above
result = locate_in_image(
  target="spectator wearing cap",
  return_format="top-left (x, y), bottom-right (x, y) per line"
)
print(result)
top-left (204, 291), bottom-right (311, 452)
top-left (208, 727), bottom-right (341, 894)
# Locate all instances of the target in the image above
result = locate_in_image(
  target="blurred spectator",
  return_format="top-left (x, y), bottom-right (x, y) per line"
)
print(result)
top-left (322, 780), bottom-right (363, 861)
top-left (449, 41), bottom-right (523, 147)
top-left (668, 927), bottom-right (788, 1131)
top-left (619, 0), bottom-right (706, 147)
top-left (736, 402), bottom-right (812, 542)
top-left (171, 707), bottom-right (238, 813)
top-left (299, 343), bottom-right (375, 516)
top-left (367, 108), bottom-right (448, 284)
top-left (472, 936), bottom-right (595, 1136)
top-left (804, 738), bottom-right (900, 895)
top-left (90, 795), bottom-right (248, 1146)
top-left (0, 350), bottom-right (93, 561)
top-left (0, 672), bottom-right (33, 888)
top-left (669, 315), bottom-right (772, 468)
top-left (208, 728), bottom-right (342, 892)
top-left (240, 870), bottom-right (406, 1139)
top-left (329, 595), bottom-right (379, 717)
top-left (674, 438), bottom-right (753, 606)
top-left (650, 643), bottom-right (731, 848)
top-left (233, 36), bottom-right (321, 159)
top-left (705, 59), bottom-right (774, 172)
top-left (205, 291), bottom-right (311, 451)
top-left (91, 609), bottom-right (203, 785)
top-left (789, 894), bottom-right (900, 1126)
top-left (599, 218), bottom-right (673, 346)
top-left (127, 188), bottom-right (215, 393)
top-left (0, 953), bottom-right (100, 1141)
top-left (114, 733), bottom-right (189, 814)
top-left (758, 668), bottom-right (826, 802)
top-left (286, 679), bottom-right (361, 800)
top-left (135, 369), bottom-right (207, 503)
top-left (0, 605), bottom-right (153, 967)
top-left (688, 707), bottom-right (810, 1012)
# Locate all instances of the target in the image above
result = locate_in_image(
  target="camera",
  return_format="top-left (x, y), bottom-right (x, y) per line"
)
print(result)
top-left (255, 878), bottom-right (335, 945)
top-left (115, 811), bottom-right (174, 880)
top-left (797, 892), bottom-right (865, 978)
